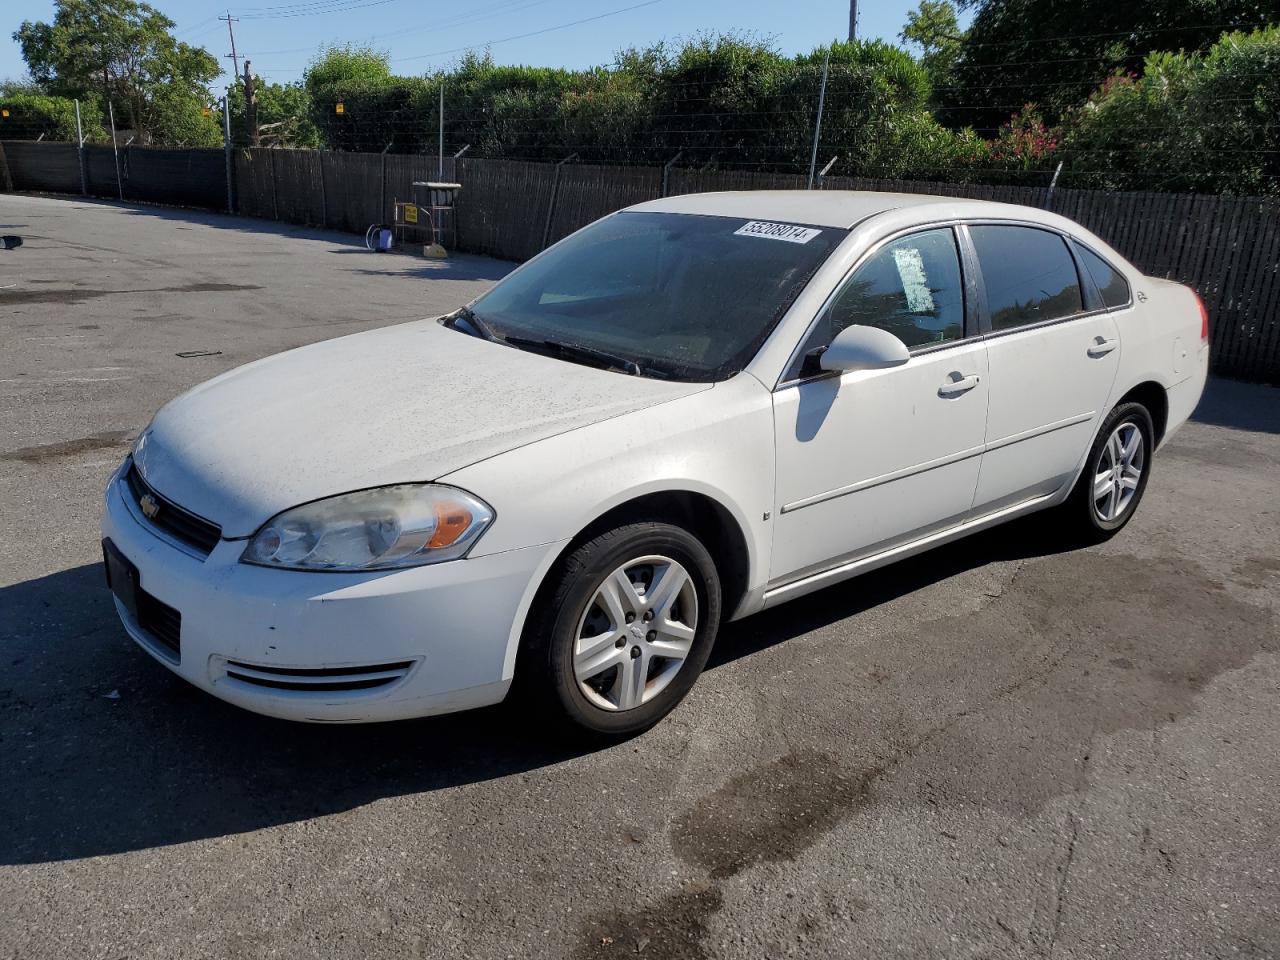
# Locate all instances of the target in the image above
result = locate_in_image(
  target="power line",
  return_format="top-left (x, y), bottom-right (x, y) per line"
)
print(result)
top-left (247, 0), bottom-right (667, 73)
top-left (195, 14), bottom-right (1279, 193)
top-left (392, 0), bottom-right (666, 64)
top-left (175, 14), bottom-right (224, 38)
top-left (233, 0), bottom-right (403, 17)
top-left (245, 41), bottom-right (1280, 80)
top-left (245, 0), bottom-right (559, 56)
top-left (237, 0), bottom-right (402, 20)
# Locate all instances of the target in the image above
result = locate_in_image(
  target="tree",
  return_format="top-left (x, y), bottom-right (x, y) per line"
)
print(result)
top-left (795, 39), bottom-right (984, 179)
top-left (0, 78), bottom-right (44, 96)
top-left (943, 0), bottom-right (1280, 133)
top-left (1061, 26), bottom-right (1280, 194)
top-left (228, 77), bottom-right (320, 148)
top-left (303, 45), bottom-right (399, 151)
top-left (304, 44), bottom-right (393, 98)
top-left (900, 0), bottom-right (967, 102)
top-left (13, 0), bottom-right (220, 144)
top-left (984, 104), bottom-right (1059, 177)
top-left (289, 33), bottom-right (987, 180)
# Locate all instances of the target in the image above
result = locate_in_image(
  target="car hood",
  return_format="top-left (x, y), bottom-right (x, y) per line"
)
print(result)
top-left (139, 319), bottom-right (707, 537)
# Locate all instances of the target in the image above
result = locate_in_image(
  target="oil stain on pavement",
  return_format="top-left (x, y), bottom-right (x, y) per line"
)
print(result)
top-left (0, 281), bottom-right (260, 306)
top-left (573, 551), bottom-right (1276, 957)
top-left (2, 430), bottom-right (133, 463)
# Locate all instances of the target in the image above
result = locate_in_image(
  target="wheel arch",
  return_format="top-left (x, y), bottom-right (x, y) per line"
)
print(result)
top-left (503, 485), bottom-right (758, 686)
top-left (1058, 379), bottom-right (1170, 510)
top-left (562, 489), bottom-right (754, 619)
top-left (1115, 380), bottom-right (1169, 447)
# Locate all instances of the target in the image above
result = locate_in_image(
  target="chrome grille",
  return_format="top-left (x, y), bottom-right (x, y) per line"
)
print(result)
top-left (124, 462), bottom-right (221, 556)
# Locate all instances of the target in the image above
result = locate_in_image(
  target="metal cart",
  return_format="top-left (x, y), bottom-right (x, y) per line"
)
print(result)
top-left (393, 181), bottom-right (461, 254)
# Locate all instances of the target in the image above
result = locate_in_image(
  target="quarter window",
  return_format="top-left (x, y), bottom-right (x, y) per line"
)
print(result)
top-left (969, 225), bottom-right (1084, 331)
top-left (808, 228), bottom-right (966, 361)
top-left (1078, 245), bottom-right (1131, 309)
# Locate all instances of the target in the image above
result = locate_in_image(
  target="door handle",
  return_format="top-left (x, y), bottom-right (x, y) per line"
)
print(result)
top-left (938, 374), bottom-right (981, 397)
top-left (1087, 336), bottom-right (1119, 358)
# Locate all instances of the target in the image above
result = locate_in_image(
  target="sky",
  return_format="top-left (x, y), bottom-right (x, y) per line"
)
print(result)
top-left (1, 0), bottom-right (970, 89)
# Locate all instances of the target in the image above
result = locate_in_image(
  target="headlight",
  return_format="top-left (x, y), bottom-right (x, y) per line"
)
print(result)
top-left (241, 484), bottom-right (493, 571)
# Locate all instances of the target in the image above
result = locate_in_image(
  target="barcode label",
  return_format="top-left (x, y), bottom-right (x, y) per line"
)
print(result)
top-left (733, 221), bottom-right (822, 244)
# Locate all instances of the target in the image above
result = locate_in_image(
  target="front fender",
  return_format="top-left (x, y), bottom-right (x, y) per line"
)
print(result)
top-left (442, 374), bottom-right (777, 674)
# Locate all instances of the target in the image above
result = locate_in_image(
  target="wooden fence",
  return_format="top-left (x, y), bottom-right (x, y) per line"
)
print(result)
top-left (1, 140), bottom-right (228, 209)
top-left (3, 139), bottom-right (1277, 382)
top-left (231, 150), bottom-right (1280, 382)
top-left (235, 149), bottom-right (458, 238)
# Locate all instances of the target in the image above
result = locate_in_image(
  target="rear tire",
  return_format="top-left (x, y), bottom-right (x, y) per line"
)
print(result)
top-left (520, 521), bottom-right (721, 738)
top-left (1060, 401), bottom-right (1154, 543)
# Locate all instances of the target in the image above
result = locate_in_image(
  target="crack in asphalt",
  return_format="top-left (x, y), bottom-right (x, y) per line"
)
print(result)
top-left (1045, 815), bottom-right (1081, 959)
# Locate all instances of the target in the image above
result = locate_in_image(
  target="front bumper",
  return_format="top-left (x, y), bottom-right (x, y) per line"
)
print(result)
top-left (101, 464), bottom-right (559, 722)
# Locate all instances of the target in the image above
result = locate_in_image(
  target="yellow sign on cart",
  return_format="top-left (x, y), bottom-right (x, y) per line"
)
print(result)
top-left (403, 205), bottom-right (418, 224)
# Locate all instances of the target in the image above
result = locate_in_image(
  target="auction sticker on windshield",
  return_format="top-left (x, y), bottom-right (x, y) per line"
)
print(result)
top-left (734, 221), bottom-right (823, 244)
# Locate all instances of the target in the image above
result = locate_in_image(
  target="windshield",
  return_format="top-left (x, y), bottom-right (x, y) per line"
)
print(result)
top-left (466, 211), bottom-right (846, 381)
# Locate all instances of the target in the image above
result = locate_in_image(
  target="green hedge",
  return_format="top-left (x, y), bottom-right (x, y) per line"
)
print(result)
top-left (0, 93), bottom-right (104, 142)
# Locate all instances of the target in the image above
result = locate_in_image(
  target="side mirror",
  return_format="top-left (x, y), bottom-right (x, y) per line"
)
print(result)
top-left (816, 324), bottom-right (910, 373)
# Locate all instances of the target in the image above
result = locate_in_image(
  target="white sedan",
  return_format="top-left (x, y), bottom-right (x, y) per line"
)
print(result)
top-left (102, 191), bottom-right (1209, 735)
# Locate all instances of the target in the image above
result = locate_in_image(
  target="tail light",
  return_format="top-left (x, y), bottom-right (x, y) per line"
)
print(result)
top-left (1196, 293), bottom-right (1209, 344)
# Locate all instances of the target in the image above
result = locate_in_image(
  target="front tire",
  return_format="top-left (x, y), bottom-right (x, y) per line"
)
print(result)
top-left (1061, 401), bottom-right (1155, 543)
top-left (522, 521), bottom-right (721, 738)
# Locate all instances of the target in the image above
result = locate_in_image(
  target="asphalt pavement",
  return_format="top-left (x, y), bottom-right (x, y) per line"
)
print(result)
top-left (1, 194), bottom-right (1277, 959)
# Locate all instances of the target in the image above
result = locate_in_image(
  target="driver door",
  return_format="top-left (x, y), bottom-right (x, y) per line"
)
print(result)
top-left (769, 227), bottom-right (990, 586)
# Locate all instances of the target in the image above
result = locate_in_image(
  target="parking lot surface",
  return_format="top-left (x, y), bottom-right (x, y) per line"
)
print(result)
top-left (1, 194), bottom-right (1277, 959)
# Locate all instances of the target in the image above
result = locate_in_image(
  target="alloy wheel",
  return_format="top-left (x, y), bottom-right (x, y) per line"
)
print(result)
top-left (1093, 422), bottom-right (1145, 522)
top-left (572, 555), bottom-right (698, 712)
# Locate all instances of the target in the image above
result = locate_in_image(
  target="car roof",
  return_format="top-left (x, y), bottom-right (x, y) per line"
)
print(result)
top-left (628, 190), bottom-right (978, 229)
top-left (626, 189), bottom-right (1131, 268)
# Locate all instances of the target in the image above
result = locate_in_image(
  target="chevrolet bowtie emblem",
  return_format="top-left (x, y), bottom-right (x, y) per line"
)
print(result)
top-left (139, 493), bottom-right (161, 520)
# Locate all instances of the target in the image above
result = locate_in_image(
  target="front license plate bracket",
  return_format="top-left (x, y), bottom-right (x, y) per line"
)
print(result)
top-left (102, 538), bottom-right (140, 621)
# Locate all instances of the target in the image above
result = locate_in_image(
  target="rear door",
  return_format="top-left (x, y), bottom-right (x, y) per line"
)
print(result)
top-left (965, 223), bottom-right (1121, 513)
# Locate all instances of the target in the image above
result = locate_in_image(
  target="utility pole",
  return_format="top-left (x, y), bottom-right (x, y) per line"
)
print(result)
top-left (848, 0), bottom-right (858, 41)
top-left (437, 84), bottom-right (444, 180)
top-left (220, 11), bottom-right (241, 78)
top-left (243, 60), bottom-right (259, 146)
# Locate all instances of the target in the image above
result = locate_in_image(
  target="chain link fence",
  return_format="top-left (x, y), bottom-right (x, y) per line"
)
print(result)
top-left (3, 140), bottom-right (1277, 383)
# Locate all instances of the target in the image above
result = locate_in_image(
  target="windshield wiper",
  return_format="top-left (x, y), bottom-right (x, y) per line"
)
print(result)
top-left (502, 336), bottom-right (643, 376)
top-left (447, 305), bottom-right (500, 342)
top-left (447, 314), bottom-right (647, 376)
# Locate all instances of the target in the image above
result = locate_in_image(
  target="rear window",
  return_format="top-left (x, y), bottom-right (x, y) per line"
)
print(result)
top-left (1078, 245), bottom-right (1131, 309)
top-left (969, 225), bottom-right (1084, 331)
